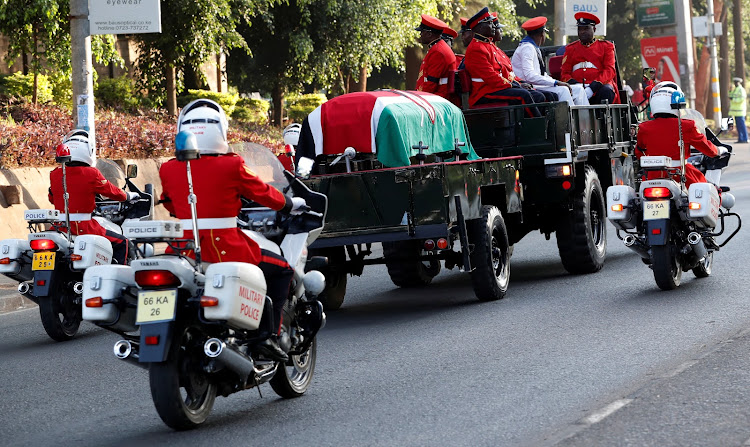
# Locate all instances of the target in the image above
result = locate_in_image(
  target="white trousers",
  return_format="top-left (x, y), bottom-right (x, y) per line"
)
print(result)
top-left (535, 84), bottom-right (589, 106)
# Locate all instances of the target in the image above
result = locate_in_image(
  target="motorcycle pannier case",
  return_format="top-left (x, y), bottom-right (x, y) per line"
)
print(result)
top-left (0, 239), bottom-right (31, 278)
top-left (606, 185), bottom-right (638, 230)
top-left (82, 265), bottom-right (137, 332)
top-left (203, 262), bottom-right (267, 330)
top-left (687, 183), bottom-right (720, 228)
top-left (73, 234), bottom-right (113, 270)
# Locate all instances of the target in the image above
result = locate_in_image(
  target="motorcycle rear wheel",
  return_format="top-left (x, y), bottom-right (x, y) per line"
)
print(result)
top-left (270, 337), bottom-right (317, 398)
top-left (38, 285), bottom-right (81, 342)
top-left (692, 251), bottom-right (714, 278)
top-left (652, 244), bottom-right (682, 290)
top-left (149, 327), bottom-right (217, 430)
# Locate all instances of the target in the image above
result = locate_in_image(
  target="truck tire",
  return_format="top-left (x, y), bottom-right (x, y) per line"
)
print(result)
top-left (310, 247), bottom-right (347, 311)
top-left (383, 241), bottom-right (440, 288)
top-left (556, 166), bottom-right (607, 274)
top-left (468, 205), bottom-right (511, 301)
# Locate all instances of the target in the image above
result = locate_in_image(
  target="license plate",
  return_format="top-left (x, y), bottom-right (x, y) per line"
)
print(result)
top-left (32, 252), bottom-right (56, 271)
top-left (643, 200), bottom-right (670, 220)
top-left (136, 290), bottom-right (177, 324)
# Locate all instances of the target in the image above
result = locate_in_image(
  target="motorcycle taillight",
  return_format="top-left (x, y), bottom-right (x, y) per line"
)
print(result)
top-left (30, 239), bottom-right (58, 251)
top-left (643, 187), bottom-right (672, 199)
top-left (135, 270), bottom-right (181, 288)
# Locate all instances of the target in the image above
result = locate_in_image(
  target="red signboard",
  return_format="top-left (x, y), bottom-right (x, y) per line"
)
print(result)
top-left (640, 36), bottom-right (680, 86)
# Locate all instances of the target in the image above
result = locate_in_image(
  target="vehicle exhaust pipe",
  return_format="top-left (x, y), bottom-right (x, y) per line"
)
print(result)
top-left (204, 338), bottom-right (255, 380)
top-left (72, 282), bottom-right (84, 295)
top-left (687, 232), bottom-right (708, 260)
top-left (17, 282), bottom-right (30, 295)
top-left (113, 340), bottom-right (147, 369)
top-left (623, 235), bottom-right (650, 260)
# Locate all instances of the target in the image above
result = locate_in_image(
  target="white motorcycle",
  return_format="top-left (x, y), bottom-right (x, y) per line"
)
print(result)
top-left (81, 137), bottom-right (328, 430)
top-left (0, 159), bottom-right (153, 341)
top-left (607, 108), bottom-right (741, 290)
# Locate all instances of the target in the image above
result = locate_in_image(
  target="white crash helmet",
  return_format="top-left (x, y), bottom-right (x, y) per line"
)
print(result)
top-left (176, 99), bottom-right (229, 154)
top-left (62, 129), bottom-right (95, 166)
top-left (649, 82), bottom-right (683, 117)
top-left (283, 123), bottom-right (302, 146)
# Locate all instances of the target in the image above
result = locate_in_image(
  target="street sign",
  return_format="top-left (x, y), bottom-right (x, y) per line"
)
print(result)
top-left (637, 0), bottom-right (676, 27)
top-left (692, 17), bottom-right (723, 38)
top-left (89, 0), bottom-right (162, 35)
top-left (563, 1), bottom-right (608, 36)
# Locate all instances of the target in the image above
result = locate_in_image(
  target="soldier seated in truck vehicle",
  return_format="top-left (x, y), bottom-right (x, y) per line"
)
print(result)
top-left (415, 14), bottom-right (457, 101)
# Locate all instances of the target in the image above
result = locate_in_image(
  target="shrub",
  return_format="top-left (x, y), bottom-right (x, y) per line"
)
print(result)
top-left (285, 93), bottom-right (327, 122)
top-left (0, 72), bottom-right (54, 104)
top-left (177, 89), bottom-right (239, 116)
top-left (95, 77), bottom-right (142, 112)
top-left (232, 97), bottom-right (269, 124)
top-left (48, 72), bottom-right (73, 108)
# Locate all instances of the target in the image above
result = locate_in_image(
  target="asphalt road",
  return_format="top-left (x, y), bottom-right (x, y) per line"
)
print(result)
top-left (2, 145), bottom-right (750, 446)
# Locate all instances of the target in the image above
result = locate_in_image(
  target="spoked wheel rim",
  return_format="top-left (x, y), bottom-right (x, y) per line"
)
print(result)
top-left (285, 339), bottom-right (316, 393)
top-left (700, 252), bottom-right (713, 275)
top-left (491, 229), bottom-right (510, 290)
top-left (57, 294), bottom-right (81, 334)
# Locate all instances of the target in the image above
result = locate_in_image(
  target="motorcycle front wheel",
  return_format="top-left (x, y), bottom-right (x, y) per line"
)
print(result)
top-left (652, 244), bottom-right (682, 290)
top-left (39, 284), bottom-right (81, 342)
top-left (270, 337), bottom-right (317, 398)
top-left (692, 251), bottom-right (714, 278)
top-left (149, 327), bottom-right (217, 430)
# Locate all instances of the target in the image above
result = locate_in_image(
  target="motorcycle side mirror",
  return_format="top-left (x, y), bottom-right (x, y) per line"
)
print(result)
top-left (126, 164), bottom-right (138, 179)
top-left (721, 117), bottom-right (734, 131)
top-left (297, 156), bottom-right (314, 179)
top-left (175, 131), bottom-right (201, 162)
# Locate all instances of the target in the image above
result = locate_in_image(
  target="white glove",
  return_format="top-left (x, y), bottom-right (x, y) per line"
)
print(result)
top-left (584, 87), bottom-right (594, 99)
top-left (290, 197), bottom-right (307, 215)
top-left (718, 147), bottom-right (729, 156)
top-left (127, 192), bottom-right (140, 201)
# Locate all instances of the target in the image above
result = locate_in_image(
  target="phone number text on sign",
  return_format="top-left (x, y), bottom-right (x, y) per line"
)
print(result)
top-left (89, 0), bottom-right (161, 35)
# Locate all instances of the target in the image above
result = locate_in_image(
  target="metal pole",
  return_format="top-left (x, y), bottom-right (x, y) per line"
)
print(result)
top-left (706, 0), bottom-right (722, 125)
top-left (70, 0), bottom-right (96, 149)
top-left (554, 0), bottom-right (566, 46)
top-left (185, 160), bottom-right (202, 271)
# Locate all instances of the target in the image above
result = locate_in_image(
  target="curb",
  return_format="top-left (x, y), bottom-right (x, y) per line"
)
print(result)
top-left (0, 289), bottom-right (36, 314)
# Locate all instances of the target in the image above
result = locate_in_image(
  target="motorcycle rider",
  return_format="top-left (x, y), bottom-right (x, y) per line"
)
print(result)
top-left (48, 129), bottom-right (138, 265)
top-left (159, 99), bottom-right (307, 362)
top-left (279, 123), bottom-right (301, 172)
top-left (635, 83), bottom-right (724, 187)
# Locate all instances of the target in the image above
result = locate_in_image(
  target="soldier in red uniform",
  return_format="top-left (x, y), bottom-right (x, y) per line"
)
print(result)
top-left (560, 12), bottom-right (619, 105)
top-left (160, 99), bottom-right (307, 361)
top-left (415, 14), bottom-right (457, 100)
top-left (48, 130), bottom-right (138, 265)
top-left (463, 7), bottom-right (542, 116)
top-left (456, 18), bottom-right (472, 70)
top-left (635, 84), bottom-right (723, 187)
top-left (441, 26), bottom-right (457, 48)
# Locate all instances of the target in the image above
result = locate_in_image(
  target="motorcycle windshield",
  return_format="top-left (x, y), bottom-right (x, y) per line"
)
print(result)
top-left (230, 142), bottom-right (290, 192)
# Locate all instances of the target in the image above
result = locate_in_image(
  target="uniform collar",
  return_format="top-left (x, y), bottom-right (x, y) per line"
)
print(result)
top-left (520, 35), bottom-right (538, 47)
top-left (580, 39), bottom-right (596, 47)
top-left (473, 34), bottom-right (492, 43)
top-left (428, 38), bottom-right (442, 48)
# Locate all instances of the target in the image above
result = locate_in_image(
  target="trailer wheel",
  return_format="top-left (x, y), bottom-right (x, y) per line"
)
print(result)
top-left (383, 241), bottom-right (440, 288)
top-left (556, 166), bottom-right (607, 274)
top-left (310, 247), bottom-right (347, 311)
top-left (468, 205), bottom-right (511, 301)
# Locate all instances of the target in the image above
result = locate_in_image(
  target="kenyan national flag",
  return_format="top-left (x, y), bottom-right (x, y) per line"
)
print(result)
top-left (299, 90), bottom-right (477, 168)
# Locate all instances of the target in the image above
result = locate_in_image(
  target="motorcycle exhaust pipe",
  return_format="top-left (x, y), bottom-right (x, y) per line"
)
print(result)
top-left (113, 340), bottom-right (147, 370)
top-left (687, 232), bottom-right (708, 260)
top-left (623, 235), bottom-right (650, 260)
top-left (17, 282), bottom-right (30, 295)
top-left (204, 338), bottom-right (255, 380)
top-left (72, 282), bottom-right (84, 295)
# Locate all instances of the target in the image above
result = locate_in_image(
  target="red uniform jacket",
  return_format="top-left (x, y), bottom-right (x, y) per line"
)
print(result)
top-left (48, 165), bottom-right (127, 236)
top-left (416, 39), bottom-right (457, 99)
top-left (561, 40), bottom-right (620, 103)
top-left (159, 153), bottom-right (290, 265)
top-left (464, 38), bottom-right (515, 106)
top-left (636, 117), bottom-right (718, 187)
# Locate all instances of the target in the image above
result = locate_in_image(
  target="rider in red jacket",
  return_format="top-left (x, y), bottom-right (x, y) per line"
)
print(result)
top-left (48, 130), bottom-right (138, 264)
top-left (160, 99), bottom-right (307, 361)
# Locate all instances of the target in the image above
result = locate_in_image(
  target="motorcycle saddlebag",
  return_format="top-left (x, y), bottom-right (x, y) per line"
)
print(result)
top-left (82, 265), bottom-right (137, 332)
top-left (687, 183), bottom-right (720, 228)
top-left (606, 185), bottom-right (638, 230)
top-left (0, 239), bottom-right (31, 278)
top-left (203, 262), bottom-right (267, 331)
top-left (73, 235), bottom-right (113, 270)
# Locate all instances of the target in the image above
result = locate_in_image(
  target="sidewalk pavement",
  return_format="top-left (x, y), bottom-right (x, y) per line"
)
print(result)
top-left (0, 275), bottom-right (34, 314)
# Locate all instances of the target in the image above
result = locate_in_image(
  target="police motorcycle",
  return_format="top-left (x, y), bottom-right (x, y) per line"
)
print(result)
top-left (81, 135), bottom-right (327, 430)
top-left (0, 145), bottom-right (153, 341)
top-left (606, 88), bottom-right (741, 290)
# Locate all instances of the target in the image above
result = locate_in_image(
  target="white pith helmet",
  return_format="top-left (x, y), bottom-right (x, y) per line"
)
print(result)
top-left (62, 129), bottom-right (95, 166)
top-left (283, 123), bottom-right (302, 146)
top-left (176, 99), bottom-right (229, 154)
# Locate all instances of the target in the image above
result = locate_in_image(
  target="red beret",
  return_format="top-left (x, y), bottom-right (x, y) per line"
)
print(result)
top-left (415, 14), bottom-right (449, 33)
top-left (522, 16), bottom-right (548, 31)
top-left (574, 12), bottom-right (600, 26)
top-left (443, 27), bottom-right (458, 38)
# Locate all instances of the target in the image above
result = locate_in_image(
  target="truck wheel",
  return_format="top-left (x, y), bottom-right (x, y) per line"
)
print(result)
top-left (556, 166), bottom-right (607, 274)
top-left (692, 252), bottom-right (714, 278)
top-left (311, 247), bottom-right (347, 311)
top-left (383, 241), bottom-right (440, 288)
top-left (652, 244), bottom-right (682, 290)
top-left (468, 205), bottom-right (511, 301)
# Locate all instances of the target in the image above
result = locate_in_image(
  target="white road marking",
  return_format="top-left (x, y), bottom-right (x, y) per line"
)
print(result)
top-left (580, 399), bottom-right (633, 425)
